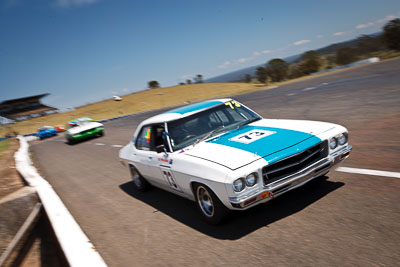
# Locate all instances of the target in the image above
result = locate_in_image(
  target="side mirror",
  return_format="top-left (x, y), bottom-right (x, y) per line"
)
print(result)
top-left (155, 144), bottom-right (166, 153)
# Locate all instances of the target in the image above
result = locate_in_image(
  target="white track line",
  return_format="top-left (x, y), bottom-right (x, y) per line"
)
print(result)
top-left (111, 144), bottom-right (123, 148)
top-left (95, 143), bottom-right (105, 146)
top-left (302, 86), bottom-right (316, 91)
top-left (336, 167), bottom-right (400, 179)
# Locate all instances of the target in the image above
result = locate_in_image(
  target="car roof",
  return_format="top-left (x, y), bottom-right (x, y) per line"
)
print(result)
top-left (140, 98), bottom-right (232, 125)
top-left (38, 126), bottom-right (53, 130)
top-left (67, 117), bottom-right (93, 124)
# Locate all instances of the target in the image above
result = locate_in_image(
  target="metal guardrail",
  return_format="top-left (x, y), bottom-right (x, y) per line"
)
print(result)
top-left (14, 136), bottom-right (108, 267)
top-left (0, 203), bottom-right (42, 267)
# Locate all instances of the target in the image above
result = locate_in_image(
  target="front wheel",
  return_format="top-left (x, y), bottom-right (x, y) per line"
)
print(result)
top-left (194, 184), bottom-right (229, 225)
top-left (130, 165), bottom-right (150, 192)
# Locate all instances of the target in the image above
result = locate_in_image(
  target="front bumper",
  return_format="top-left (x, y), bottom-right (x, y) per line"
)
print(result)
top-left (68, 127), bottom-right (104, 140)
top-left (229, 145), bottom-right (352, 209)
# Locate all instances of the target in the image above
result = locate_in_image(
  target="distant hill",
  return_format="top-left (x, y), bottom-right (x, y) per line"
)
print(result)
top-left (205, 54), bottom-right (301, 83)
top-left (205, 32), bottom-right (381, 83)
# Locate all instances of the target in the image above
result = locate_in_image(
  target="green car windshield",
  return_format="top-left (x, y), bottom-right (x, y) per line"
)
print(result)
top-left (167, 102), bottom-right (261, 151)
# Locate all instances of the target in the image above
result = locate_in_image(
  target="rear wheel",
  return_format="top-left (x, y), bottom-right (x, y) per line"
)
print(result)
top-left (194, 183), bottom-right (229, 225)
top-left (130, 165), bottom-right (150, 192)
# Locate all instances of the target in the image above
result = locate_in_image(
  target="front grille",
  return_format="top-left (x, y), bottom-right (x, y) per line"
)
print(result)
top-left (263, 141), bottom-right (328, 185)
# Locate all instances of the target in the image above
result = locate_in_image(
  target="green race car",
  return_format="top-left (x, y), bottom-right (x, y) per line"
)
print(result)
top-left (65, 117), bottom-right (104, 144)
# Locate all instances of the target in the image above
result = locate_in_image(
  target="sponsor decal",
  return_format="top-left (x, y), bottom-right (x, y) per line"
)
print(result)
top-left (229, 129), bottom-right (276, 144)
top-left (158, 158), bottom-right (173, 165)
top-left (261, 191), bottom-right (275, 199)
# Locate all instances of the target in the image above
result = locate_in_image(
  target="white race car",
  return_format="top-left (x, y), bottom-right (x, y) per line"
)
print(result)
top-left (119, 99), bottom-right (352, 224)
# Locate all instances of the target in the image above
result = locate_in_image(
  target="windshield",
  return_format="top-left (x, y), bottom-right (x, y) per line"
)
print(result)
top-left (167, 101), bottom-right (261, 151)
top-left (67, 118), bottom-right (94, 129)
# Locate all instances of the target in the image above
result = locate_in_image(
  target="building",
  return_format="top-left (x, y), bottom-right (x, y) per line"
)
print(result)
top-left (0, 94), bottom-right (58, 124)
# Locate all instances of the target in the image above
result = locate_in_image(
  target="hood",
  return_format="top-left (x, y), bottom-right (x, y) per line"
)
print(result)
top-left (67, 122), bottom-right (103, 135)
top-left (184, 120), bottom-right (333, 170)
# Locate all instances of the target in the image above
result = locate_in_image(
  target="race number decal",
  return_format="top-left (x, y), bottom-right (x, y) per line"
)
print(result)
top-left (224, 100), bottom-right (241, 109)
top-left (229, 129), bottom-right (276, 144)
top-left (160, 166), bottom-right (182, 192)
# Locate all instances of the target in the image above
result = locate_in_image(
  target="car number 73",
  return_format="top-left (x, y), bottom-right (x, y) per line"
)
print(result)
top-left (229, 129), bottom-right (276, 144)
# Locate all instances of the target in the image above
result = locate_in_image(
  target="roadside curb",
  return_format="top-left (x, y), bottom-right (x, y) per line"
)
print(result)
top-left (14, 136), bottom-right (107, 267)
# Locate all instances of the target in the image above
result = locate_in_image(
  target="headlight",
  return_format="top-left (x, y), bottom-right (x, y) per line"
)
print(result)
top-left (338, 133), bottom-right (347, 145)
top-left (245, 173), bottom-right (258, 187)
top-left (233, 178), bottom-right (245, 192)
top-left (330, 137), bottom-right (338, 150)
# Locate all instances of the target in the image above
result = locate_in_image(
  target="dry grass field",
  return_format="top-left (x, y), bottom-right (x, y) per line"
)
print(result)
top-left (3, 56), bottom-right (397, 137)
top-left (0, 82), bottom-right (267, 136)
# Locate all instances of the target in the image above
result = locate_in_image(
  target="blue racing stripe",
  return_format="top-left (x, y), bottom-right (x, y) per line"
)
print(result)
top-left (166, 100), bottom-right (223, 115)
top-left (207, 125), bottom-right (321, 164)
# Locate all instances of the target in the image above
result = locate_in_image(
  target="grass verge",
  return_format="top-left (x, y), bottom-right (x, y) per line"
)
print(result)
top-left (0, 139), bottom-right (10, 154)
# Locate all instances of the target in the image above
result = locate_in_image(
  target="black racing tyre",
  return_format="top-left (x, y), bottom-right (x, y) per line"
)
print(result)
top-left (99, 130), bottom-right (104, 137)
top-left (129, 165), bottom-right (150, 192)
top-left (194, 183), bottom-right (229, 225)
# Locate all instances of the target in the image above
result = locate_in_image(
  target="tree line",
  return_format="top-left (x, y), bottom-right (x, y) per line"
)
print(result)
top-left (147, 19), bottom-right (400, 88)
top-left (148, 74), bottom-right (203, 89)
top-left (250, 18), bottom-right (400, 84)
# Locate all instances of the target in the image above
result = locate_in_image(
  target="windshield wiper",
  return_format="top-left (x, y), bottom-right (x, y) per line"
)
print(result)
top-left (236, 117), bottom-right (261, 129)
top-left (193, 125), bottom-right (225, 146)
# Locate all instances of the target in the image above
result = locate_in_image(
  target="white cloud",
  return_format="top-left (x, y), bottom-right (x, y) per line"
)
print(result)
top-left (356, 22), bottom-right (375, 29)
top-left (180, 74), bottom-right (194, 80)
top-left (293, 40), bottom-right (311, 46)
top-left (56, 0), bottom-right (99, 8)
top-left (376, 15), bottom-right (396, 24)
top-left (238, 58), bottom-right (249, 63)
top-left (217, 48), bottom-right (275, 70)
top-left (218, 61), bottom-right (232, 69)
top-left (333, 31), bottom-right (347, 36)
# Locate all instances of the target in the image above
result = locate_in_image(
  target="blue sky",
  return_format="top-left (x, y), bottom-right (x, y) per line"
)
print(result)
top-left (1, 0), bottom-right (399, 110)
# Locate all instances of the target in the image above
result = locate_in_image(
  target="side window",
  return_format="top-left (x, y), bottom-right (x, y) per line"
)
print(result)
top-left (154, 125), bottom-right (165, 148)
top-left (136, 126), bottom-right (152, 151)
top-left (136, 124), bottom-right (166, 151)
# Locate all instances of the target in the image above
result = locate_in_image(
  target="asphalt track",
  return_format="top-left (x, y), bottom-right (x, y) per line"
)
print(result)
top-left (31, 58), bottom-right (400, 266)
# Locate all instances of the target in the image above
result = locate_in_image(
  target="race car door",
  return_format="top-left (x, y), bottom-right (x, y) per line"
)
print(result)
top-left (142, 124), bottom-right (183, 192)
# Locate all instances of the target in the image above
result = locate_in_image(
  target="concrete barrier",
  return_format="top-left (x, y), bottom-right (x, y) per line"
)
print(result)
top-left (14, 136), bottom-right (107, 267)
